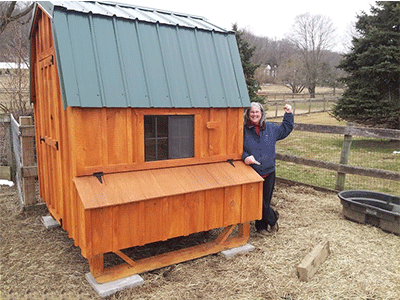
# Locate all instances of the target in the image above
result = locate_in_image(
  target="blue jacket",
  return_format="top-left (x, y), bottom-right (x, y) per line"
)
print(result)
top-left (242, 113), bottom-right (294, 176)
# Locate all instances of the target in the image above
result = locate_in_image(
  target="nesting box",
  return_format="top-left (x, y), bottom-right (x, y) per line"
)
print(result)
top-left (30, 1), bottom-right (263, 283)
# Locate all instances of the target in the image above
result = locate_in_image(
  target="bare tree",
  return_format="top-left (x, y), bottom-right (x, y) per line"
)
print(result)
top-left (278, 55), bottom-right (306, 94)
top-left (288, 13), bottom-right (336, 97)
top-left (0, 1), bottom-right (34, 35)
top-left (0, 20), bottom-right (31, 118)
top-left (0, 1), bottom-right (33, 118)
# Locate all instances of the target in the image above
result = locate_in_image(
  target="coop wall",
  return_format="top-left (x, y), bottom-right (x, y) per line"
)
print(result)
top-left (67, 107), bottom-right (244, 177)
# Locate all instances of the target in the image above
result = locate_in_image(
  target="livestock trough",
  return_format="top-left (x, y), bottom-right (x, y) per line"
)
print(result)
top-left (338, 190), bottom-right (400, 235)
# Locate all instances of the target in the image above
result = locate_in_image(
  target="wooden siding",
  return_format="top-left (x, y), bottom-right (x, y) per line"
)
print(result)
top-left (74, 161), bottom-right (263, 258)
top-left (78, 181), bottom-right (262, 258)
top-left (73, 161), bottom-right (261, 209)
top-left (67, 107), bottom-right (245, 177)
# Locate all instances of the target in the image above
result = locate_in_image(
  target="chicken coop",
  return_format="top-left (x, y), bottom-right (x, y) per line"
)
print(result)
top-left (30, 1), bottom-right (263, 283)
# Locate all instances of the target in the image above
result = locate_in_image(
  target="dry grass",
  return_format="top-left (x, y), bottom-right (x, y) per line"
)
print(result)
top-left (1, 181), bottom-right (399, 300)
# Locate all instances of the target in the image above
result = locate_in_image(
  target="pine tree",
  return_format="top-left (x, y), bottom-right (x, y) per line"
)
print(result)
top-left (331, 1), bottom-right (400, 129)
top-left (232, 24), bottom-right (262, 103)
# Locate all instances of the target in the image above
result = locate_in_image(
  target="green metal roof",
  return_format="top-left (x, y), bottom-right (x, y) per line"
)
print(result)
top-left (35, 1), bottom-right (250, 109)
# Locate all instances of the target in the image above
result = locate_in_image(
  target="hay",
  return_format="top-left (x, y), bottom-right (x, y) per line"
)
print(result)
top-left (1, 182), bottom-right (399, 300)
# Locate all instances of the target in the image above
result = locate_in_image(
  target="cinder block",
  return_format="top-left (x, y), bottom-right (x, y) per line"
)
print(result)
top-left (85, 272), bottom-right (144, 298)
top-left (221, 243), bottom-right (255, 259)
top-left (41, 215), bottom-right (60, 229)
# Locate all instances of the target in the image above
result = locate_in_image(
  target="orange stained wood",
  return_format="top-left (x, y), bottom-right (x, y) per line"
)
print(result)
top-left (92, 223), bottom-right (251, 284)
top-left (74, 160), bottom-right (263, 210)
top-left (67, 106), bottom-right (245, 177)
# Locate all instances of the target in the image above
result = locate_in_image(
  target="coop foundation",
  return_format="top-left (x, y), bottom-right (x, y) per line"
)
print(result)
top-left (86, 272), bottom-right (144, 298)
top-left (41, 215), bottom-right (60, 229)
top-left (220, 243), bottom-right (255, 258)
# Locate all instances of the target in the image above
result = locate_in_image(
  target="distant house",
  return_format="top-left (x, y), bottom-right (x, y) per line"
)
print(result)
top-left (0, 62), bottom-right (28, 75)
top-left (30, 1), bottom-right (263, 283)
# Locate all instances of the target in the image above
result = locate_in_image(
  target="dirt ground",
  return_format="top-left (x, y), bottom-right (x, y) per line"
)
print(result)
top-left (1, 181), bottom-right (399, 300)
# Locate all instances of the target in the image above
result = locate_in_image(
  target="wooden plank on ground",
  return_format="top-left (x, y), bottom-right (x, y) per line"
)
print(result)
top-left (297, 240), bottom-right (330, 282)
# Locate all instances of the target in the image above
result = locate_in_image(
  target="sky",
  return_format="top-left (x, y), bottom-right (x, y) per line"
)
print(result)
top-left (118, 0), bottom-right (376, 52)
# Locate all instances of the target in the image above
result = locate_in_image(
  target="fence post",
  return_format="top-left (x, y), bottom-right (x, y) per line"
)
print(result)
top-left (335, 123), bottom-right (353, 190)
top-left (19, 116), bottom-right (37, 206)
top-left (0, 114), bottom-right (14, 181)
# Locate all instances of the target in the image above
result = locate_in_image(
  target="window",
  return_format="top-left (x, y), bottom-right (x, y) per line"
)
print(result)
top-left (144, 115), bottom-right (194, 161)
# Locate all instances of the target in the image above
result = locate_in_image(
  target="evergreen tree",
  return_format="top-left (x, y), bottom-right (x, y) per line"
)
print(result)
top-left (232, 24), bottom-right (263, 103)
top-left (331, 1), bottom-right (400, 129)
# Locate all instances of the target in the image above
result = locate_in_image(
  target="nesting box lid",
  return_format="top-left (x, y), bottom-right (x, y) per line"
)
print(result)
top-left (32, 1), bottom-right (250, 109)
top-left (73, 161), bottom-right (263, 209)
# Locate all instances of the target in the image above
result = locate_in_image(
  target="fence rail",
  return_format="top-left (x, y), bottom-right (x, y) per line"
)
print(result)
top-left (258, 92), bottom-right (341, 100)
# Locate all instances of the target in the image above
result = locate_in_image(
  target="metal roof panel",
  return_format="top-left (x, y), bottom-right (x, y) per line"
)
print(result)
top-left (37, 1), bottom-right (250, 109)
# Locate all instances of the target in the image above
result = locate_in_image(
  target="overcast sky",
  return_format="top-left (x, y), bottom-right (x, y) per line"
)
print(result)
top-left (118, 0), bottom-right (376, 52)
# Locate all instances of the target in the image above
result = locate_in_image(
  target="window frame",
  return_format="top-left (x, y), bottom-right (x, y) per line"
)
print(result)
top-left (144, 114), bottom-right (195, 162)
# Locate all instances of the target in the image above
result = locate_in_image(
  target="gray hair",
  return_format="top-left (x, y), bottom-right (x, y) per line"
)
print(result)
top-left (244, 102), bottom-right (266, 126)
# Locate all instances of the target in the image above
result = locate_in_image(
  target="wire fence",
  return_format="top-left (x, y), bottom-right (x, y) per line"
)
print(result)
top-left (275, 126), bottom-right (400, 196)
top-left (10, 114), bottom-right (24, 204)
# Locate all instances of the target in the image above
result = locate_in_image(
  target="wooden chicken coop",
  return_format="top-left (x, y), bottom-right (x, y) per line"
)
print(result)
top-left (30, 1), bottom-right (263, 283)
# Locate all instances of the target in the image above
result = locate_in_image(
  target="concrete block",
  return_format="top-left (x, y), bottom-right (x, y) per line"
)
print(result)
top-left (85, 272), bottom-right (144, 298)
top-left (41, 215), bottom-right (60, 229)
top-left (221, 243), bottom-right (255, 259)
top-left (0, 166), bottom-right (11, 181)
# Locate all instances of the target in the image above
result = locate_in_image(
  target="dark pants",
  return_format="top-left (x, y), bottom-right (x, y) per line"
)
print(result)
top-left (255, 171), bottom-right (278, 231)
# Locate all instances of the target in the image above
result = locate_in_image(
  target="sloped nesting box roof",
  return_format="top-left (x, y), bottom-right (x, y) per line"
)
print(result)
top-left (36, 1), bottom-right (250, 109)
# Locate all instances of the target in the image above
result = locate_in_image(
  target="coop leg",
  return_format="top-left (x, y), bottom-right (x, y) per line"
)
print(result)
top-left (237, 222), bottom-right (250, 237)
top-left (89, 254), bottom-right (104, 277)
top-left (91, 223), bottom-right (251, 284)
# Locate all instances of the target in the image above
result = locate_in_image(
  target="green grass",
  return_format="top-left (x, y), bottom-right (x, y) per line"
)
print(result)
top-left (274, 112), bottom-right (400, 195)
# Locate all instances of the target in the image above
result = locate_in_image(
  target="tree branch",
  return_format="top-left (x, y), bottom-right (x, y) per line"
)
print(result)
top-left (0, 1), bottom-right (34, 34)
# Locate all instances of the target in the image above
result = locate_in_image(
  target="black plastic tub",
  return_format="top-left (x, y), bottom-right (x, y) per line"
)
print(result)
top-left (338, 190), bottom-right (400, 235)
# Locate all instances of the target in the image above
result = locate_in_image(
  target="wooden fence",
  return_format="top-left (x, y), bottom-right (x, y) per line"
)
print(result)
top-left (275, 123), bottom-right (400, 191)
top-left (265, 97), bottom-right (339, 118)
top-left (258, 92), bottom-right (342, 100)
top-left (2, 114), bottom-right (37, 206)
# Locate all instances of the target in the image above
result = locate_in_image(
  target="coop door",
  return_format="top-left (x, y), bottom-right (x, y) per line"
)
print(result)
top-left (36, 54), bottom-right (64, 219)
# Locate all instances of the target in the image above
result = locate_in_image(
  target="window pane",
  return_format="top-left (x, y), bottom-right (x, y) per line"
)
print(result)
top-left (169, 116), bottom-right (194, 159)
top-left (145, 115), bottom-right (194, 161)
top-left (157, 116), bottom-right (168, 138)
top-left (144, 116), bottom-right (155, 138)
top-left (158, 138), bottom-right (168, 160)
top-left (145, 139), bottom-right (156, 161)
